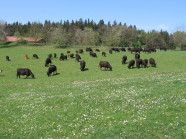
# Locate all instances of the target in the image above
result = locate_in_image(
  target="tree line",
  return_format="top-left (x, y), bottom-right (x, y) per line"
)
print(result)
top-left (1, 19), bottom-right (186, 49)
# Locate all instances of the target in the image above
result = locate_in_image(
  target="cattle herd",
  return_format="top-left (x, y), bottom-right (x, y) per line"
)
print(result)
top-left (0, 47), bottom-right (161, 79)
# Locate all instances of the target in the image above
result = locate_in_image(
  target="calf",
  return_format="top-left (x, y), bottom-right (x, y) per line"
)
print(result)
top-left (45, 57), bottom-right (52, 67)
top-left (128, 60), bottom-right (135, 69)
top-left (99, 61), bottom-right (112, 71)
top-left (80, 60), bottom-right (86, 71)
top-left (17, 68), bottom-right (35, 78)
top-left (149, 58), bottom-right (156, 67)
top-left (32, 54), bottom-right (39, 59)
top-left (122, 56), bottom-right (127, 64)
top-left (47, 65), bottom-right (57, 76)
top-left (6, 56), bottom-right (10, 61)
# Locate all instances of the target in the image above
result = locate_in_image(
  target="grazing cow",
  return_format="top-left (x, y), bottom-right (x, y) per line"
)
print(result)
top-left (32, 54), bottom-right (39, 59)
top-left (70, 53), bottom-right (75, 58)
top-left (59, 55), bottom-right (67, 60)
top-left (109, 49), bottom-right (112, 54)
top-left (131, 48), bottom-right (140, 53)
top-left (80, 60), bottom-right (86, 71)
top-left (120, 48), bottom-right (126, 52)
top-left (48, 53), bottom-right (52, 58)
top-left (160, 47), bottom-right (167, 51)
top-left (79, 49), bottom-right (84, 53)
top-left (102, 52), bottom-right (106, 57)
top-left (75, 54), bottom-right (81, 62)
top-left (127, 48), bottom-right (132, 52)
top-left (17, 68), bottom-right (35, 78)
top-left (6, 56), bottom-right (10, 61)
top-left (24, 54), bottom-right (29, 59)
top-left (149, 58), bottom-right (156, 67)
top-left (45, 57), bottom-right (52, 67)
top-left (95, 49), bottom-right (100, 52)
top-left (143, 48), bottom-right (151, 53)
top-left (142, 59), bottom-right (148, 68)
top-left (47, 65), bottom-right (57, 76)
top-left (114, 48), bottom-right (120, 52)
top-left (122, 56), bottom-right (127, 64)
top-left (86, 48), bottom-right (93, 52)
top-left (128, 60), bottom-right (135, 69)
top-left (150, 48), bottom-right (156, 52)
top-left (54, 53), bottom-right (57, 58)
top-left (136, 59), bottom-right (143, 68)
top-left (90, 52), bottom-right (97, 58)
top-left (99, 61), bottom-right (112, 71)
top-left (135, 53), bottom-right (140, 59)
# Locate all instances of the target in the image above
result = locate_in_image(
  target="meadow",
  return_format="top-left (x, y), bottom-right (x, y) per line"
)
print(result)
top-left (0, 46), bottom-right (186, 139)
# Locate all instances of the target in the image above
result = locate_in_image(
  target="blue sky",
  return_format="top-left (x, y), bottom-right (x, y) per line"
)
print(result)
top-left (1, 0), bottom-right (186, 33)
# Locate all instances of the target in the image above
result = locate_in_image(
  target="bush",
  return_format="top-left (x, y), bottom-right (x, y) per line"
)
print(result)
top-left (16, 39), bottom-right (28, 44)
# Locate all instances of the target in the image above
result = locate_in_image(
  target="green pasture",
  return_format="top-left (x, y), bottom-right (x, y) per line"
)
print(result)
top-left (0, 46), bottom-right (186, 139)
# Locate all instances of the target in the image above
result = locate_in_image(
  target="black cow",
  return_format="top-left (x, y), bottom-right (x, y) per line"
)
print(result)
top-left (48, 53), bottom-right (52, 58)
top-left (80, 60), bottom-right (86, 71)
top-left (90, 52), bottom-right (97, 58)
top-left (102, 52), bottom-right (106, 57)
top-left (143, 48), bottom-right (151, 53)
top-left (120, 48), bottom-right (126, 52)
top-left (32, 54), bottom-right (39, 59)
top-left (160, 47), bottom-right (167, 51)
top-left (131, 48), bottom-right (140, 53)
top-left (45, 58), bottom-right (52, 67)
top-left (6, 56), bottom-right (10, 61)
top-left (79, 49), bottom-right (84, 53)
top-left (70, 53), bottom-right (75, 58)
top-left (149, 58), bottom-right (156, 67)
top-left (122, 56), bottom-right (127, 64)
top-left (75, 54), bottom-right (81, 62)
top-left (17, 68), bottom-right (35, 78)
top-left (95, 49), bottom-right (100, 52)
top-left (67, 51), bottom-right (70, 54)
top-left (54, 53), bottom-right (57, 58)
top-left (109, 49), bottom-right (112, 54)
top-left (59, 55), bottom-right (67, 61)
top-left (0, 69), bottom-right (3, 72)
top-left (135, 53), bottom-right (140, 59)
top-left (86, 48), bottom-right (93, 52)
top-left (136, 59), bottom-right (143, 68)
top-left (142, 59), bottom-right (148, 68)
top-left (47, 65), bottom-right (57, 76)
top-left (128, 60), bottom-right (135, 69)
top-left (99, 61), bottom-right (112, 71)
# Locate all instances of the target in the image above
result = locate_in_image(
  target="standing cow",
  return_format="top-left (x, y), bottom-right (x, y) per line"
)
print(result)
top-left (80, 60), bottom-right (86, 71)
top-left (17, 68), bottom-right (35, 78)
top-left (102, 52), bottom-right (106, 57)
top-left (75, 54), bottom-right (81, 62)
top-left (45, 58), bottom-right (52, 67)
top-left (6, 56), bottom-right (10, 61)
top-left (122, 56), bottom-right (127, 64)
top-left (149, 58), bottom-right (156, 67)
top-left (99, 61), bottom-right (112, 71)
top-left (142, 59), bottom-right (148, 68)
top-left (136, 59), bottom-right (143, 68)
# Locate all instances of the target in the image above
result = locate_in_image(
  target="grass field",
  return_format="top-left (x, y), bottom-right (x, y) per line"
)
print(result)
top-left (0, 46), bottom-right (186, 139)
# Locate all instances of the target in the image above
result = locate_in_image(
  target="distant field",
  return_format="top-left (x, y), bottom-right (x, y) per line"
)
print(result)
top-left (0, 46), bottom-right (186, 139)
